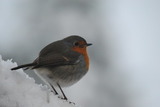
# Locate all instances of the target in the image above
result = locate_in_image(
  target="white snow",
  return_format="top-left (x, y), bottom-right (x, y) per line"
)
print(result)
top-left (0, 55), bottom-right (76, 107)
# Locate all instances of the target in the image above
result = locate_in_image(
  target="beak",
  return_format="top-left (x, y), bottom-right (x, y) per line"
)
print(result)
top-left (86, 43), bottom-right (92, 46)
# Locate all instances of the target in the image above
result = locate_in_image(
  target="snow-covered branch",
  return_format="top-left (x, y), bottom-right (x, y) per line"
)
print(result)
top-left (0, 55), bottom-right (75, 107)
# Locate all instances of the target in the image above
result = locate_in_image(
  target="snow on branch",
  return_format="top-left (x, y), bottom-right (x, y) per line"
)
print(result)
top-left (0, 55), bottom-right (75, 107)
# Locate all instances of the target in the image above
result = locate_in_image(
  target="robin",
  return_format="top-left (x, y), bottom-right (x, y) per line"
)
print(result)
top-left (11, 35), bottom-right (92, 100)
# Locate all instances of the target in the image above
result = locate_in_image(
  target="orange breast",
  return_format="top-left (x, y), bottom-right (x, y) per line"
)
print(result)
top-left (72, 47), bottom-right (89, 70)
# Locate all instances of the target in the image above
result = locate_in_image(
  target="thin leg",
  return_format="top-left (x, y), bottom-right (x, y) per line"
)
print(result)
top-left (49, 83), bottom-right (58, 95)
top-left (57, 83), bottom-right (68, 100)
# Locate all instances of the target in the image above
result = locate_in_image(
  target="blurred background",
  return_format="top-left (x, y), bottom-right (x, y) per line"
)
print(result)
top-left (0, 0), bottom-right (160, 107)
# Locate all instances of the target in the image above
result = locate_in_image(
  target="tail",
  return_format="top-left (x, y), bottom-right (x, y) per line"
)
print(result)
top-left (11, 63), bottom-right (36, 70)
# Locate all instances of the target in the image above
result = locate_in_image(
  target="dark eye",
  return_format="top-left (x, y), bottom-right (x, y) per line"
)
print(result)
top-left (74, 42), bottom-right (79, 46)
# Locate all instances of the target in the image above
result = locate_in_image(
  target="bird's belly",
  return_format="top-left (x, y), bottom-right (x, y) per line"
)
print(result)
top-left (34, 65), bottom-right (87, 87)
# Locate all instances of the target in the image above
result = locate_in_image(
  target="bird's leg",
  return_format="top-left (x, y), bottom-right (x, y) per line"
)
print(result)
top-left (57, 83), bottom-right (68, 100)
top-left (49, 83), bottom-right (58, 95)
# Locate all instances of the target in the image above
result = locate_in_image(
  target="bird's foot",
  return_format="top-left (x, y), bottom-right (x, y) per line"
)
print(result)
top-left (58, 96), bottom-right (67, 100)
top-left (58, 96), bottom-right (75, 105)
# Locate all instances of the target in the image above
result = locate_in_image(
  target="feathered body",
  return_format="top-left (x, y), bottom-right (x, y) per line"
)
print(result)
top-left (11, 36), bottom-right (91, 88)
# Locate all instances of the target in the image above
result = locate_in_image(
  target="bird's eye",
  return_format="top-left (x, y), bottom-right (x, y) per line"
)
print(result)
top-left (74, 42), bottom-right (79, 46)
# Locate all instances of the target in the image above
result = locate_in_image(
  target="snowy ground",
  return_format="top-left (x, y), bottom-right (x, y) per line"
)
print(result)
top-left (0, 55), bottom-right (76, 107)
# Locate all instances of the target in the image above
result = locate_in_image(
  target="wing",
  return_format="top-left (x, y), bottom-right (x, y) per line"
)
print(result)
top-left (32, 53), bottom-right (80, 69)
top-left (32, 40), bottom-right (81, 69)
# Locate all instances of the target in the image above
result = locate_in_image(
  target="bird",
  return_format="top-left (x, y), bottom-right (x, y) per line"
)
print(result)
top-left (11, 35), bottom-right (92, 100)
